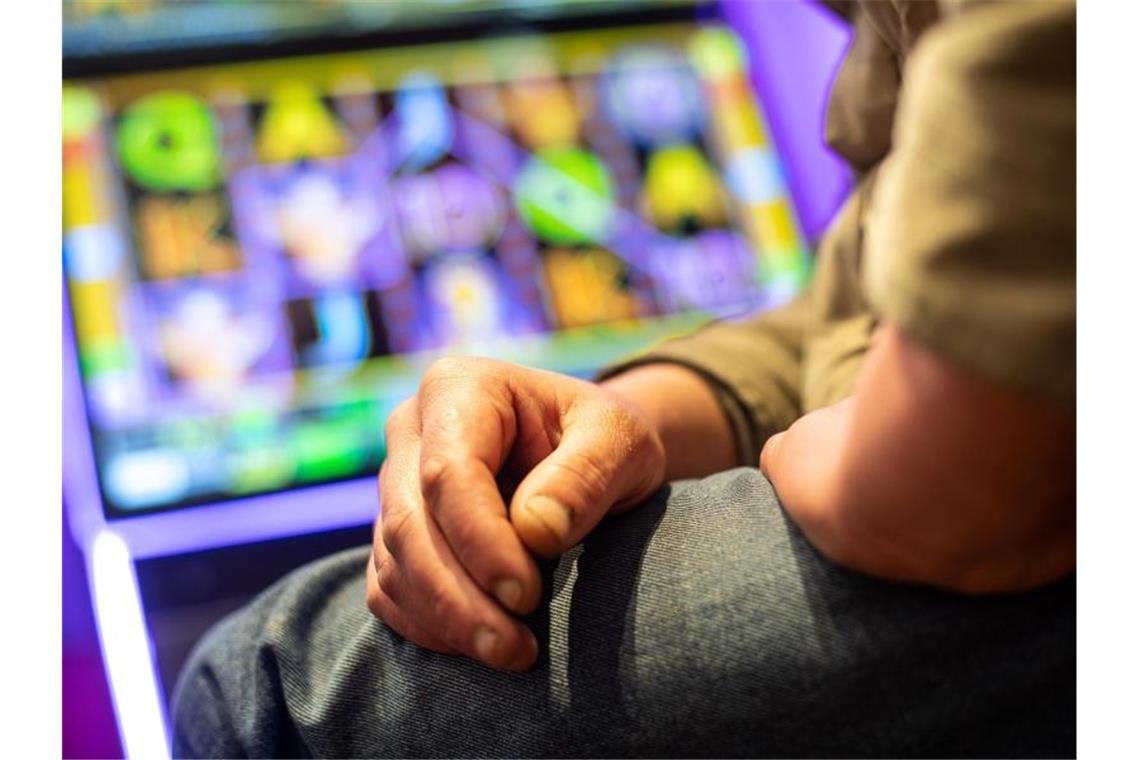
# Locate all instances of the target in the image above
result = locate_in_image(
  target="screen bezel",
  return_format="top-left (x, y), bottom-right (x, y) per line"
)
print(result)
top-left (63, 2), bottom-right (713, 79)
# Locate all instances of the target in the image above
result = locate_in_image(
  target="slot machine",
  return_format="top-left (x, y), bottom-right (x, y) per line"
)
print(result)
top-left (62, 1), bottom-right (852, 755)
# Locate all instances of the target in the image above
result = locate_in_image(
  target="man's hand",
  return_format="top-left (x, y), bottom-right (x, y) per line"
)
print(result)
top-left (367, 357), bottom-right (667, 671)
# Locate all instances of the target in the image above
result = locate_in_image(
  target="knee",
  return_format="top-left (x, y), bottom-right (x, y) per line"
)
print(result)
top-left (170, 618), bottom-right (248, 758)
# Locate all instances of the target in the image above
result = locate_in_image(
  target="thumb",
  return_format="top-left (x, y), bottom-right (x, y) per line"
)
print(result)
top-left (508, 408), bottom-right (663, 557)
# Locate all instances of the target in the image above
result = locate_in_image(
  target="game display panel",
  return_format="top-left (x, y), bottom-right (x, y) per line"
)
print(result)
top-left (63, 21), bottom-right (812, 516)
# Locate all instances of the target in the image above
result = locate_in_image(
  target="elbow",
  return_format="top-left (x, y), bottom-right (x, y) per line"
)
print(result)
top-left (811, 481), bottom-right (1076, 596)
top-left (919, 527), bottom-right (1076, 596)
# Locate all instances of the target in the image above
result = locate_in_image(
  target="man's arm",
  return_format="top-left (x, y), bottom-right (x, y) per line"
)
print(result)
top-left (760, 2), bottom-right (1076, 595)
top-left (761, 324), bottom-right (1074, 594)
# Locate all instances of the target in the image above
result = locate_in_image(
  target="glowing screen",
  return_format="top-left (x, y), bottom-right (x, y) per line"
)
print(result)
top-left (63, 21), bottom-right (812, 515)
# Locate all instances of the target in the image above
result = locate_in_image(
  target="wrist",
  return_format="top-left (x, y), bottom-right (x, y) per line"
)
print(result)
top-left (600, 363), bottom-right (737, 480)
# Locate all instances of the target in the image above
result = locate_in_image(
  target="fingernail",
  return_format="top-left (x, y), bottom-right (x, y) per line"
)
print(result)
top-left (525, 496), bottom-right (572, 542)
top-left (474, 626), bottom-right (499, 663)
top-left (493, 578), bottom-right (522, 610)
top-left (510, 631), bottom-right (540, 672)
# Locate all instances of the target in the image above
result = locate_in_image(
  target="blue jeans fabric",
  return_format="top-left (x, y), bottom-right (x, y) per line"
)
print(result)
top-left (172, 468), bottom-right (1075, 758)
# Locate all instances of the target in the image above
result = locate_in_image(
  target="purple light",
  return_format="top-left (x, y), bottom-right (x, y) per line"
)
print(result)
top-left (89, 530), bottom-right (171, 759)
top-left (720, 0), bottom-right (853, 241)
top-left (114, 479), bottom-right (376, 559)
top-left (63, 277), bottom-right (110, 553)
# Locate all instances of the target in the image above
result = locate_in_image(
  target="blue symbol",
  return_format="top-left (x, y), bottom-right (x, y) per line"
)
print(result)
top-left (395, 73), bottom-right (453, 171)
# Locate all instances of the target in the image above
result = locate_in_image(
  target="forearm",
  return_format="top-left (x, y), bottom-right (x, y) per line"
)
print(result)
top-left (601, 364), bottom-right (738, 481)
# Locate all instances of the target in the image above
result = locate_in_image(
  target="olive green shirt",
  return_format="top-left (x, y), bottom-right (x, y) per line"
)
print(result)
top-left (604, 0), bottom-right (1076, 465)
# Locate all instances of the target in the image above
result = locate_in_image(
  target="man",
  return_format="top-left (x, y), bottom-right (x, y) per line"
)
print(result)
top-left (173, 1), bottom-right (1076, 756)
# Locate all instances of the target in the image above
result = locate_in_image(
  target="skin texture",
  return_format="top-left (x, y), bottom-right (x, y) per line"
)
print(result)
top-left (368, 327), bottom-right (1075, 670)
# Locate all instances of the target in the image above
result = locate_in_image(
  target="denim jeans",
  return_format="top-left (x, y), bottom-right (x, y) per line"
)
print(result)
top-left (172, 468), bottom-right (1075, 758)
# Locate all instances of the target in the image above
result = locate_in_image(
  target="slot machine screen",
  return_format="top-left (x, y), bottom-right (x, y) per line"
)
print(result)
top-left (62, 16), bottom-right (812, 517)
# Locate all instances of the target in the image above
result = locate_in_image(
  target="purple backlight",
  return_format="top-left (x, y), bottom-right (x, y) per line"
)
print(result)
top-left (721, 0), bottom-right (853, 241)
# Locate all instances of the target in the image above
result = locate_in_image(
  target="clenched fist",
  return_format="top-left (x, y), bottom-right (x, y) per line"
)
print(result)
top-left (367, 357), bottom-right (671, 671)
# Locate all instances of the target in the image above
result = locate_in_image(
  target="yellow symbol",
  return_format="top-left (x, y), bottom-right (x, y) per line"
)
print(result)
top-left (642, 145), bottom-right (726, 231)
top-left (747, 200), bottom-right (799, 252)
top-left (63, 87), bottom-right (102, 139)
top-left (71, 280), bottom-right (121, 345)
top-left (689, 27), bottom-right (749, 80)
top-left (135, 195), bottom-right (240, 279)
top-left (712, 96), bottom-right (767, 153)
top-left (256, 82), bottom-right (348, 163)
top-left (63, 162), bottom-right (101, 229)
top-left (69, 0), bottom-right (154, 19)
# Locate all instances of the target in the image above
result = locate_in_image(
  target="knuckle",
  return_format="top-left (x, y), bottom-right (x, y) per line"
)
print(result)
top-left (427, 584), bottom-right (451, 620)
top-left (426, 587), bottom-right (464, 644)
top-left (365, 577), bottom-right (383, 617)
top-left (365, 565), bottom-right (395, 623)
top-left (380, 506), bottom-right (415, 559)
top-left (567, 447), bottom-right (611, 496)
top-left (385, 398), bottom-right (414, 438)
top-left (444, 512), bottom-right (485, 563)
top-left (374, 552), bottom-right (399, 597)
top-left (421, 356), bottom-right (504, 395)
top-left (383, 414), bottom-right (400, 446)
top-left (421, 356), bottom-right (469, 389)
top-left (419, 454), bottom-right (453, 503)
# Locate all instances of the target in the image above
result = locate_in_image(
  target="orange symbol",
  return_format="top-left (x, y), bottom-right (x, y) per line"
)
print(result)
top-left (542, 248), bottom-right (638, 328)
top-left (135, 195), bottom-right (240, 279)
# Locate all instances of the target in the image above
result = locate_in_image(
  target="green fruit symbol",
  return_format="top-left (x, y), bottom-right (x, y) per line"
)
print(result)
top-left (116, 91), bottom-right (221, 192)
top-left (514, 147), bottom-right (616, 245)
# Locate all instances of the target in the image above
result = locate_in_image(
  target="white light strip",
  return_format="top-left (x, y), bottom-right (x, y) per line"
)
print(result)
top-left (90, 529), bottom-right (171, 760)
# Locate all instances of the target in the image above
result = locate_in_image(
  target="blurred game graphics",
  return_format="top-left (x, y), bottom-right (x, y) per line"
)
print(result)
top-left (64, 0), bottom-right (813, 518)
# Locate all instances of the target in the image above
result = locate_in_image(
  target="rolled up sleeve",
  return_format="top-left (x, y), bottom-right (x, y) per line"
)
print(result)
top-left (863, 1), bottom-right (1076, 401)
top-left (598, 293), bottom-right (808, 466)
